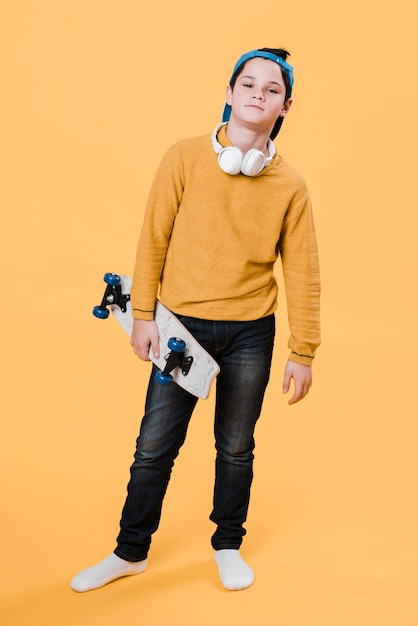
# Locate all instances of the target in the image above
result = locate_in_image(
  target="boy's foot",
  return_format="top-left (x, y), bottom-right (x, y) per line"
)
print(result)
top-left (70, 553), bottom-right (148, 592)
top-left (214, 549), bottom-right (255, 591)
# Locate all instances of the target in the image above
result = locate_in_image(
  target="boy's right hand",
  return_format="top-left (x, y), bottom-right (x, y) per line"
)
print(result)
top-left (130, 318), bottom-right (160, 361)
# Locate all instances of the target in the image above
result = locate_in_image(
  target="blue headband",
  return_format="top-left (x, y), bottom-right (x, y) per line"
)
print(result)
top-left (222, 50), bottom-right (294, 136)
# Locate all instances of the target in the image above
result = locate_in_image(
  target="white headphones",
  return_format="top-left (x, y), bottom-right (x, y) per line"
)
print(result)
top-left (211, 122), bottom-right (276, 176)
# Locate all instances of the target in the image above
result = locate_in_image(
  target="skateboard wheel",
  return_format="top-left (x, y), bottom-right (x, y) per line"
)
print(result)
top-left (93, 306), bottom-right (110, 319)
top-left (155, 371), bottom-right (174, 386)
top-left (167, 337), bottom-right (186, 352)
top-left (104, 272), bottom-right (121, 286)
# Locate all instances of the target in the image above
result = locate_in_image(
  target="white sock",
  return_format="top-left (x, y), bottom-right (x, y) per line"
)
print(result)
top-left (214, 549), bottom-right (255, 591)
top-left (70, 553), bottom-right (148, 592)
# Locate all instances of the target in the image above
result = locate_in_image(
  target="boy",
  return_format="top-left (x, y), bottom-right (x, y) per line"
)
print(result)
top-left (71, 47), bottom-right (320, 593)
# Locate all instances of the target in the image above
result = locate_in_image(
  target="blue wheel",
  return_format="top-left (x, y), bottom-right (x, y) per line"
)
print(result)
top-left (167, 337), bottom-right (186, 352)
top-left (93, 306), bottom-right (110, 319)
top-left (155, 371), bottom-right (174, 386)
top-left (104, 272), bottom-right (121, 286)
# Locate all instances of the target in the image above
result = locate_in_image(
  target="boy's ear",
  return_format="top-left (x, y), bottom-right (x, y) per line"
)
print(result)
top-left (226, 84), bottom-right (233, 105)
top-left (280, 98), bottom-right (293, 117)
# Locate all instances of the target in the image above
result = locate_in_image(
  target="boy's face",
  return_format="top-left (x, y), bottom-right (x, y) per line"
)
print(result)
top-left (226, 57), bottom-right (292, 135)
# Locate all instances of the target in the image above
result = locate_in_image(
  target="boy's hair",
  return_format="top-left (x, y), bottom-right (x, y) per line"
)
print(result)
top-left (223, 47), bottom-right (293, 140)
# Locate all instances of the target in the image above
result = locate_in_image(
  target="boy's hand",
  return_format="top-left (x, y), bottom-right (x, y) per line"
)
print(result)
top-left (282, 360), bottom-right (312, 405)
top-left (130, 319), bottom-right (160, 361)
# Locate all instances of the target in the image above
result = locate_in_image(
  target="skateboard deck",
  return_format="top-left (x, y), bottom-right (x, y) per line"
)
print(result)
top-left (93, 273), bottom-right (220, 399)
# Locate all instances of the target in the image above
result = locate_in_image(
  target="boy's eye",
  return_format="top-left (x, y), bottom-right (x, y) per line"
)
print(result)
top-left (267, 88), bottom-right (278, 94)
top-left (243, 83), bottom-right (253, 88)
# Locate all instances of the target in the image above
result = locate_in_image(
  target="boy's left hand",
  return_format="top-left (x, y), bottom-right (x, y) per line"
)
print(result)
top-left (282, 360), bottom-right (312, 405)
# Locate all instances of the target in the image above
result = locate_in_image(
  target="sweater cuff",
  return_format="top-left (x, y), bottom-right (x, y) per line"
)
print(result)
top-left (132, 308), bottom-right (155, 321)
top-left (288, 352), bottom-right (314, 366)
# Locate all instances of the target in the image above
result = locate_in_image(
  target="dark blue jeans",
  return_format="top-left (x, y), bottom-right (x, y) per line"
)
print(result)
top-left (115, 314), bottom-right (275, 562)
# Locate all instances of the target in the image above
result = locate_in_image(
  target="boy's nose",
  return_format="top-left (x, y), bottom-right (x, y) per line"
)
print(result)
top-left (252, 92), bottom-right (264, 100)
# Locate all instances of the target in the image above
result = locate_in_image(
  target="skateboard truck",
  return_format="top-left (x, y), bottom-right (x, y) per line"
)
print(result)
top-left (155, 337), bottom-right (194, 386)
top-left (93, 273), bottom-right (130, 319)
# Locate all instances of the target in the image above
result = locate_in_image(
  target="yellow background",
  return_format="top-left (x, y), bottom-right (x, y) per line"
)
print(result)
top-left (1, 1), bottom-right (417, 624)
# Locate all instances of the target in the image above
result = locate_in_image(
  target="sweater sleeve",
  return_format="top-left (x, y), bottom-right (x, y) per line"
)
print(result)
top-left (278, 186), bottom-right (321, 365)
top-left (131, 144), bottom-right (184, 320)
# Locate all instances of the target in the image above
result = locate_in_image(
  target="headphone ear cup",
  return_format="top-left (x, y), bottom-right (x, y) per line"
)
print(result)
top-left (241, 149), bottom-right (266, 176)
top-left (217, 146), bottom-right (244, 175)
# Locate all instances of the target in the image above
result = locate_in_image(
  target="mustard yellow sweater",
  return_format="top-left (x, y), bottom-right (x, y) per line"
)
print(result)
top-left (132, 125), bottom-right (320, 365)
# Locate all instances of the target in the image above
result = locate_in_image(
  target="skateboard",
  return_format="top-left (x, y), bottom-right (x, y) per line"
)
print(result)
top-left (93, 273), bottom-right (220, 399)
